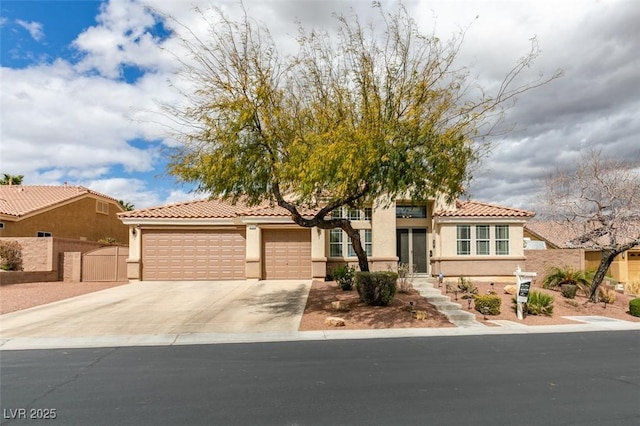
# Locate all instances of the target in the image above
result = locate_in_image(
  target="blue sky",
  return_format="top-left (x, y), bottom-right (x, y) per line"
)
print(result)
top-left (1, 0), bottom-right (639, 209)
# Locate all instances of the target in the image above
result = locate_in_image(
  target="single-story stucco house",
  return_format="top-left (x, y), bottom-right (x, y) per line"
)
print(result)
top-left (118, 197), bottom-right (534, 282)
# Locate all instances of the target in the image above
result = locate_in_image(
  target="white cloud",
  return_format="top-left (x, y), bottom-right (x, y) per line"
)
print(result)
top-left (16, 19), bottom-right (44, 41)
top-left (2, 0), bottom-right (639, 213)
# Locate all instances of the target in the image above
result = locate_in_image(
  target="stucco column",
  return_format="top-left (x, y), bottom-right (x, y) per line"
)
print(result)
top-left (126, 226), bottom-right (142, 281)
top-left (371, 201), bottom-right (398, 271)
top-left (311, 226), bottom-right (326, 279)
top-left (245, 224), bottom-right (261, 279)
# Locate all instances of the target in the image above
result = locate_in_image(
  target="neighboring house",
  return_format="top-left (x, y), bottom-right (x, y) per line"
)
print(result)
top-left (119, 197), bottom-right (534, 282)
top-left (524, 221), bottom-right (640, 285)
top-left (0, 185), bottom-right (127, 243)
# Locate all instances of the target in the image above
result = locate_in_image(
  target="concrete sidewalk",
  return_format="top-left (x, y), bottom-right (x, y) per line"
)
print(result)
top-left (1, 279), bottom-right (639, 351)
top-left (2, 319), bottom-right (639, 350)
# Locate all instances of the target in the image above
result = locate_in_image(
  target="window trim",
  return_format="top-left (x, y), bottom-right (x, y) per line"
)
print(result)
top-left (476, 225), bottom-right (490, 255)
top-left (456, 225), bottom-right (471, 255)
top-left (329, 229), bottom-right (373, 258)
top-left (495, 225), bottom-right (510, 255)
top-left (329, 229), bottom-right (343, 257)
top-left (396, 205), bottom-right (427, 219)
top-left (96, 200), bottom-right (109, 215)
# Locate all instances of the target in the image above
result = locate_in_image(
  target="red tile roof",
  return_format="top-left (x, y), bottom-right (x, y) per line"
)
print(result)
top-left (118, 198), bottom-right (319, 219)
top-left (118, 199), bottom-right (249, 219)
top-left (0, 185), bottom-right (120, 217)
top-left (524, 221), bottom-right (580, 248)
top-left (434, 200), bottom-right (535, 218)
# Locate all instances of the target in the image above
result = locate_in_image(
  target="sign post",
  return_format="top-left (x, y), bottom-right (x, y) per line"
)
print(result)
top-left (514, 266), bottom-right (537, 320)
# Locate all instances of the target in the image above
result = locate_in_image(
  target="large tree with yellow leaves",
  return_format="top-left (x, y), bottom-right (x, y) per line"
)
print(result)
top-left (167, 3), bottom-right (557, 272)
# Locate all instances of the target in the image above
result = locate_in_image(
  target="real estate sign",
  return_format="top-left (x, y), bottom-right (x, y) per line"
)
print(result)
top-left (517, 281), bottom-right (531, 303)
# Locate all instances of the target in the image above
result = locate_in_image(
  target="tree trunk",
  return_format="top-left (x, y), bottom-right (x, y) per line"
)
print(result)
top-left (588, 249), bottom-right (617, 302)
top-left (341, 222), bottom-right (370, 272)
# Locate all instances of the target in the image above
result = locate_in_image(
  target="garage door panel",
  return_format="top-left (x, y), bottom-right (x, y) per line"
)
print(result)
top-left (263, 229), bottom-right (311, 279)
top-left (142, 230), bottom-right (246, 281)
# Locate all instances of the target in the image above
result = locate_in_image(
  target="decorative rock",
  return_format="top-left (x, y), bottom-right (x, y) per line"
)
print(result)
top-left (331, 301), bottom-right (351, 312)
top-left (325, 316), bottom-right (346, 327)
top-left (504, 285), bottom-right (517, 295)
top-left (412, 310), bottom-right (427, 320)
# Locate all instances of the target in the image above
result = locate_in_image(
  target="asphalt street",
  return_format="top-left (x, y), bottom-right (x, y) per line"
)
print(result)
top-left (1, 331), bottom-right (639, 425)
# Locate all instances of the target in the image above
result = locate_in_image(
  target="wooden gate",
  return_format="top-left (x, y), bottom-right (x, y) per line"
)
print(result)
top-left (82, 246), bottom-right (128, 281)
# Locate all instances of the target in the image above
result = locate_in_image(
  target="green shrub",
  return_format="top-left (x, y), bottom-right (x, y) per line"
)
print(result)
top-left (526, 291), bottom-right (554, 316)
top-left (457, 276), bottom-right (478, 299)
top-left (333, 264), bottom-right (356, 291)
top-left (354, 271), bottom-right (398, 306)
top-left (474, 294), bottom-right (501, 315)
top-left (0, 240), bottom-right (24, 271)
top-left (629, 298), bottom-right (640, 317)
top-left (560, 284), bottom-right (577, 299)
top-left (542, 265), bottom-right (590, 296)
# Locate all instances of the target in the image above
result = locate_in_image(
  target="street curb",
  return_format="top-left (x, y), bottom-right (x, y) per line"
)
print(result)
top-left (2, 321), bottom-right (639, 351)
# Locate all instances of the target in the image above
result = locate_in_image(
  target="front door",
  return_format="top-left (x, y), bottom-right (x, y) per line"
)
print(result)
top-left (396, 228), bottom-right (428, 274)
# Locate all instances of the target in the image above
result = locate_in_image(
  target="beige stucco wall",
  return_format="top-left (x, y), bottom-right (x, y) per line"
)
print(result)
top-left (371, 202), bottom-right (397, 268)
top-left (245, 224), bottom-right (262, 279)
top-left (0, 197), bottom-right (127, 243)
top-left (437, 222), bottom-right (525, 257)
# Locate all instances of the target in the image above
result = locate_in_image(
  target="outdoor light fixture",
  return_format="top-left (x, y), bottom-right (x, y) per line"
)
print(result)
top-left (467, 298), bottom-right (472, 310)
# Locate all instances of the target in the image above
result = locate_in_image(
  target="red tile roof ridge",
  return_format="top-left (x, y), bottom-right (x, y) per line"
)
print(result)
top-left (0, 184), bottom-right (121, 216)
top-left (435, 199), bottom-right (535, 217)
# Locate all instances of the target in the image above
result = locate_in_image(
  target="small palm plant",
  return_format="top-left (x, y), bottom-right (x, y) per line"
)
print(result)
top-left (526, 291), bottom-right (555, 316)
top-left (542, 266), bottom-right (591, 296)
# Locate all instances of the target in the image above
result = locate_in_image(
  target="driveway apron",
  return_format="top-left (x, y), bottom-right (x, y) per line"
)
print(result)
top-left (0, 280), bottom-right (312, 338)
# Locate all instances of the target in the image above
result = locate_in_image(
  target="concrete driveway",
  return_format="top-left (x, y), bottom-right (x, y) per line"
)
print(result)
top-left (0, 280), bottom-right (312, 341)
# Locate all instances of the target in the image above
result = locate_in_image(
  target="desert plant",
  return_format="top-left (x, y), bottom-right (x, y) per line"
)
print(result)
top-left (457, 276), bottom-right (478, 299)
top-left (542, 265), bottom-right (590, 296)
top-left (526, 291), bottom-right (554, 316)
top-left (474, 294), bottom-right (501, 316)
top-left (629, 298), bottom-right (640, 317)
top-left (0, 240), bottom-right (24, 271)
top-left (560, 284), bottom-right (578, 299)
top-left (98, 237), bottom-right (120, 245)
top-left (624, 281), bottom-right (640, 296)
top-left (332, 264), bottom-right (356, 291)
top-left (598, 287), bottom-right (616, 306)
top-left (354, 271), bottom-right (398, 306)
top-left (396, 262), bottom-right (415, 293)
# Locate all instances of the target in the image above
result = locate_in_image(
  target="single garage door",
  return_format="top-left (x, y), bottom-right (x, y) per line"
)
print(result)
top-left (628, 252), bottom-right (640, 283)
top-left (142, 229), bottom-right (246, 281)
top-left (263, 229), bottom-right (312, 279)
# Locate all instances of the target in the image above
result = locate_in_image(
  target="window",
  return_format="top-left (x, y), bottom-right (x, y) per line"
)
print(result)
top-left (329, 229), bottom-right (343, 257)
top-left (332, 207), bottom-right (371, 220)
top-left (456, 225), bottom-right (471, 255)
top-left (330, 229), bottom-right (372, 258)
top-left (37, 231), bottom-right (52, 237)
top-left (96, 200), bottom-right (109, 215)
top-left (364, 229), bottom-right (372, 256)
top-left (495, 225), bottom-right (510, 255)
top-left (396, 205), bottom-right (427, 218)
top-left (476, 225), bottom-right (490, 255)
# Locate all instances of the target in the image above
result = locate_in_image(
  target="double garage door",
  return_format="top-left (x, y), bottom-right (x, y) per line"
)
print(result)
top-left (142, 230), bottom-right (246, 281)
top-left (141, 228), bottom-right (311, 281)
